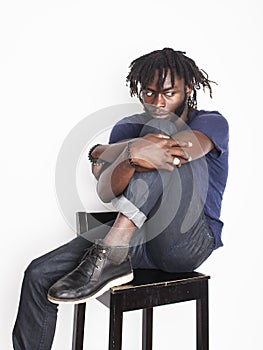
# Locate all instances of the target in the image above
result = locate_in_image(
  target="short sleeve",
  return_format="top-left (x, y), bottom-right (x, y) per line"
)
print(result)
top-left (109, 122), bottom-right (139, 143)
top-left (188, 110), bottom-right (229, 156)
top-left (109, 113), bottom-right (149, 144)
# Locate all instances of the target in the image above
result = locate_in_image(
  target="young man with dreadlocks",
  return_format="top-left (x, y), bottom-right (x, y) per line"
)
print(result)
top-left (13, 48), bottom-right (228, 349)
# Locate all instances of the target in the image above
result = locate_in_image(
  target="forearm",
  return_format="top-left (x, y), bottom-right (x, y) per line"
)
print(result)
top-left (93, 129), bottom-right (211, 202)
top-left (96, 146), bottom-right (136, 203)
top-left (170, 130), bottom-right (214, 164)
top-left (90, 138), bottom-right (152, 182)
top-left (91, 142), bottom-right (128, 163)
top-left (90, 141), bottom-right (130, 181)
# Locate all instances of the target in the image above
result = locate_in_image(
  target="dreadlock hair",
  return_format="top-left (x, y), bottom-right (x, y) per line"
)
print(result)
top-left (126, 48), bottom-right (216, 109)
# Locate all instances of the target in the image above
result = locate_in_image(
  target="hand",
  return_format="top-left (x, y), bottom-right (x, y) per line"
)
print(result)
top-left (91, 164), bottom-right (104, 180)
top-left (129, 133), bottom-right (192, 171)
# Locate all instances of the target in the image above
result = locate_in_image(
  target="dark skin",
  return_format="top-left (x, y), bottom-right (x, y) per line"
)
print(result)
top-left (90, 69), bottom-right (215, 246)
top-left (92, 70), bottom-right (214, 203)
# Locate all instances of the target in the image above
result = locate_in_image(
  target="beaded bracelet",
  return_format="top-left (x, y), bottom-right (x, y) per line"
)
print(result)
top-left (127, 141), bottom-right (138, 168)
top-left (88, 144), bottom-right (106, 166)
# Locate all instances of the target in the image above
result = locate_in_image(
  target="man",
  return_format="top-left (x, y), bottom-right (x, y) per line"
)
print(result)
top-left (13, 48), bottom-right (228, 349)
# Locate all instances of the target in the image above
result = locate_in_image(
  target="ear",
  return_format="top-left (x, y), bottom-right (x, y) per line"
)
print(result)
top-left (185, 86), bottom-right (192, 97)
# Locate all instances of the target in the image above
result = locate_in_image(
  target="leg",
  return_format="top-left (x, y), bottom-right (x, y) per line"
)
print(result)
top-left (109, 294), bottom-right (124, 350)
top-left (145, 162), bottom-right (215, 272)
top-left (109, 169), bottom-right (173, 269)
top-left (111, 169), bottom-right (169, 233)
top-left (142, 308), bottom-right (153, 350)
top-left (12, 234), bottom-right (101, 350)
top-left (103, 212), bottom-right (137, 246)
top-left (72, 303), bottom-right (86, 350)
top-left (112, 157), bottom-right (215, 272)
top-left (110, 117), bottom-right (179, 233)
top-left (196, 281), bottom-right (209, 350)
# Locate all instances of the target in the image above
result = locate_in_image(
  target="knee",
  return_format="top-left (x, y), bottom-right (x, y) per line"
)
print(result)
top-left (124, 170), bottom-right (162, 203)
top-left (25, 257), bottom-right (41, 277)
top-left (24, 257), bottom-right (50, 291)
top-left (21, 258), bottom-right (58, 312)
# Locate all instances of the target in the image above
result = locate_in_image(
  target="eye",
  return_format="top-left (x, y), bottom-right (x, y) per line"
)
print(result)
top-left (144, 91), bottom-right (154, 97)
top-left (165, 91), bottom-right (175, 97)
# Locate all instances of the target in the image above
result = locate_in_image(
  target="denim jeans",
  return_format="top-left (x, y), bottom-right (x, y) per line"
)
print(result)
top-left (112, 117), bottom-right (215, 272)
top-left (13, 119), bottom-right (215, 349)
top-left (112, 160), bottom-right (214, 270)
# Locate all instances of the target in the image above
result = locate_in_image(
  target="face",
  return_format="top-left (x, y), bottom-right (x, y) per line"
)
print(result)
top-left (141, 70), bottom-right (191, 120)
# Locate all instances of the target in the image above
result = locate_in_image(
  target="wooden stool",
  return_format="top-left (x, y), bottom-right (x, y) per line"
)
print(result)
top-left (72, 212), bottom-right (210, 350)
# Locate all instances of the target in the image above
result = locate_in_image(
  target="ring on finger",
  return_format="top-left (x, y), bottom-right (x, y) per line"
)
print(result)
top-left (173, 157), bottom-right (180, 166)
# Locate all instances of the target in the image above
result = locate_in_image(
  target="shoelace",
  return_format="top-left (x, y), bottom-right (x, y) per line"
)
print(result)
top-left (81, 244), bottom-right (107, 267)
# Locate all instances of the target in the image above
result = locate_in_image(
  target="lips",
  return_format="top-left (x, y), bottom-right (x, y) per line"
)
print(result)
top-left (143, 103), bottom-right (172, 119)
top-left (151, 110), bottom-right (171, 118)
top-left (148, 109), bottom-right (169, 117)
top-left (152, 113), bottom-right (170, 119)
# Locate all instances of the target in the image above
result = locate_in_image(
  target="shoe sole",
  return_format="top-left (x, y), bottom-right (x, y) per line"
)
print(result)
top-left (47, 271), bottom-right (134, 305)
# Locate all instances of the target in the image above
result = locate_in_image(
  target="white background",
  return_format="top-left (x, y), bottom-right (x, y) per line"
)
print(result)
top-left (1, 0), bottom-right (262, 349)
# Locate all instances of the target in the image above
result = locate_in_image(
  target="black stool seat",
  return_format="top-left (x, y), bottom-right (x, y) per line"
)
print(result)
top-left (98, 269), bottom-right (209, 310)
top-left (72, 212), bottom-right (210, 350)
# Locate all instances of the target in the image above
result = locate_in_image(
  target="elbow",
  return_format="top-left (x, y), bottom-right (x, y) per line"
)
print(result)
top-left (98, 192), bottom-right (113, 204)
top-left (96, 172), bottom-right (117, 203)
top-left (97, 183), bottom-right (115, 204)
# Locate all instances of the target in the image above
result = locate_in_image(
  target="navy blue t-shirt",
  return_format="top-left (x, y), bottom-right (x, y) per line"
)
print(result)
top-left (109, 110), bottom-right (229, 249)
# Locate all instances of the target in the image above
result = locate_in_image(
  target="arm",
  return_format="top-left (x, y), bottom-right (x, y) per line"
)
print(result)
top-left (96, 133), bottom-right (192, 203)
top-left (96, 147), bottom-right (136, 202)
top-left (170, 129), bottom-right (214, 166)
top-left (90, 128), bottom-right (213, 178)
top-left (89, 142), bottom-right (129, 180)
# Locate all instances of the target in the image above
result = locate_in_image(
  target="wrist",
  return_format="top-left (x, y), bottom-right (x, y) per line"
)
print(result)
top-left (127, 141), bottom-right (138, 168)
top-left (88, 144), bottom-right (106, 166)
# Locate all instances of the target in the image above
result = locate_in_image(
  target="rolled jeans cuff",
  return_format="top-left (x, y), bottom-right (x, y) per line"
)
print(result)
top-left (111, 195), bottom-right (147, 228)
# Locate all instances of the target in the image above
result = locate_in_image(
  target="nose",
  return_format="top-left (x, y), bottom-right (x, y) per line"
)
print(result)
top-left (153, 93), bottom-right (166, 108)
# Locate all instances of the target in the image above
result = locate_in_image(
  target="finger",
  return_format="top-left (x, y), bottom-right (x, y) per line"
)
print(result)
top-left (166, 155), bottom-right (181, 167)
top-left (170, 139), bottom-right (193, 147)
top-left (170, 148), bottom-right (192, 161)
top-left (155, 133), bottom-right (171, 139)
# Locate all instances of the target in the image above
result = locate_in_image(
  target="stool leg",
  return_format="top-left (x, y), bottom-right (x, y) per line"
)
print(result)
top-left (109, 294), bottom-right (123, 350)
top-left (72, 303), bottom-right (86, 350)
top-left (142, 308), bottom-right (153, 350)
top-left (196, 281), bottom-right (209, 350)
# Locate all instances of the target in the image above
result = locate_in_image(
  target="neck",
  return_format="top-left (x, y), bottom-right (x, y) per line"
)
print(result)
top-left (173, 104), bottom-right (189, 130)
top-left (180, 104), bottom-right (189, 122)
